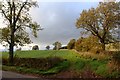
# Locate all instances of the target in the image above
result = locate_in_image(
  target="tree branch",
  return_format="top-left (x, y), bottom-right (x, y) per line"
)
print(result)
top-left (15, 0), bottom-right (28, 24)
top-left (7, 0), bottom-right (11, 8)
top-left (13, 2), bottom-right (16, 32)
top-left (85, 21), bottom-right (102, 40)
top-left (6, 37), bottom-right (10, 44)
top-left (1, 10), bottom-right (11, 22)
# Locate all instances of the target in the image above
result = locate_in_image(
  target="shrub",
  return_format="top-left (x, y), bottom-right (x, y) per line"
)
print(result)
top-left (46, 45), bottom-right (50, 50)
top-left (2, 58), bottom-right (8, 65)
top-left (2, 54), bottom-right (19, 65)
top-left (14, 57), bottom-right (64, 70)
top-left (2, 60), bottom-right (70, 75)
top-left (111, 51), bottom-right (120, 70)
top-left (75, 36), bottom-right (103, 53)
top-left (112, 51), bottom-right (120, 64)
top-left (32, 45), bottom-right (39, 50)
top-left (67, 39), bottom-right (76, 49)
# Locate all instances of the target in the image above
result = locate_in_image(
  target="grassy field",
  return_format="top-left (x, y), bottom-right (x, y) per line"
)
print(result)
top-left (1, 50), bottom-right (120, 78)
top-left (2, 50), bottom-right (85, 65)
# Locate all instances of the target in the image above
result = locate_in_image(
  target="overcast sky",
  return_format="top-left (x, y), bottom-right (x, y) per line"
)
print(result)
top-left (27, 2), bottom-right (99, 49)
top-left (0, 1), bottom-right (100, 50)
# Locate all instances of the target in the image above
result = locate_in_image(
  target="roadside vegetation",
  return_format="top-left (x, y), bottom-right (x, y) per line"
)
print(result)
top-left (0, 1), bottom-right (120, 78)
top-left (1, 50), bottom-right (120, 78)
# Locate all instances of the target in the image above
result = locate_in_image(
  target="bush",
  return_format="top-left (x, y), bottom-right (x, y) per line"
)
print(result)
top-left (67, 39), bottom-right (76, 49)
top-left (112, 51), bottom-right (120, 63)
top-left (14, 57), bottom-right (64, 70)
top-left (2, 58), bottom-right (8, 65)
top-left (32, 45), bottom-right (39, 50)
top-left (2, 54), bottom-right (19, 65)
top-left (75, 36), bottom-right (102, 53)
top-left (2, 60), bottom-right (70, 75)
top-left (111, 51), bottom-right (120, 70)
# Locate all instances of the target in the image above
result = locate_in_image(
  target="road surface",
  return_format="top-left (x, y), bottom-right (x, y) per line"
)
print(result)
top-left (1, 70), bottom-right (38, 78)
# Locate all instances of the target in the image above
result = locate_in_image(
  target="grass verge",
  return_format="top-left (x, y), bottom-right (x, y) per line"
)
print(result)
top-left (2, 60), bottom-right (70, 75)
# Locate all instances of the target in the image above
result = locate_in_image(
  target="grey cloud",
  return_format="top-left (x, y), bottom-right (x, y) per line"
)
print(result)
top-left (28, 2), bottom-right (98, 49)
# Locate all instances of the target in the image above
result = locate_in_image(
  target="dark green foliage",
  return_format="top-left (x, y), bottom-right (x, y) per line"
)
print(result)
top-left (39, 61), bottom-right (70, 74)
top-left (2, 56), bottom-right (70, 74)
top-left (95, 64), bottom-right (109, 77)
top-left (53, 41), bottom-right (62, 50)
top-left (89, 60), bottom-right (106, 71)
top-left (46, 45), bottom-right (50, 50)
top-left (1, 50), bottom-right (120, 77)
top-left (14, 57), bottom-right (64, 70)
top-left (67, 39), bottom-right (76, 49)
top-left (0, 0), bottom-right (41, 65)
top-left (2, 58), bottom-right (8, 65)
top-left (73, 59), bottom-right (85, 70)
top-left (109, 71), bottom-right (120, 78)
top-left (111, 51), bottom-right (120, 70)
top-left (2, 60), bottom-right (70, 75)
top-left (32, 45), bottom-right (39, 50)
top-left (112, 51), bottom-right (120, 63)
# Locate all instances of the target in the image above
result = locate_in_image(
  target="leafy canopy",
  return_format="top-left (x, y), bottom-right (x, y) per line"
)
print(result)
top-left (76, 2), bottom-right (120, 45)
top-left (0, 0), bottom-right (42, 46)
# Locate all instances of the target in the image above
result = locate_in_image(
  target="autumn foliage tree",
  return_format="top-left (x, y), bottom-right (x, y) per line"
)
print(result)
top-left (67, 39), bottom-right (76, 49)
top-left (76, 2), bottom-right (120, 50)
top-left (75, 36), bottom-right (102, 53)
top-left (0, 0), bottom-right (42, 65)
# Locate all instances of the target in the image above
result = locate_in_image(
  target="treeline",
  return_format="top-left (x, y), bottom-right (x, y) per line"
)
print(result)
top-left (67, 35), bottom-right (119, 54)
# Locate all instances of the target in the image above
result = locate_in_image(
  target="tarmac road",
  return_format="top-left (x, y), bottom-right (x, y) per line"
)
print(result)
top-left (1, 70), bottom-right (38, 78)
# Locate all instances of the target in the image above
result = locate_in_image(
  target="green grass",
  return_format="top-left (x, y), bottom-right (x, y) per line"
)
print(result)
top-left (2, 60), bottom-right (70, 75)
top-left (72, 58), bottom-right (85, 70)
top-left (89, 59), bottom-right (108, 71)
top-left (2, 50), bottom-right (82, 63)
top-left (1, 50), bottom-right (120, 78)
top-left (95, 64), bottom-right (109, 77)
top-left (1, 51), bottom-right (9, 59)
top-left (2, 50), bottom-right (84, 69)
top-left (15, 50), bottom-right (88, 70)
top-left (40, 60), bottom-right (70, 74)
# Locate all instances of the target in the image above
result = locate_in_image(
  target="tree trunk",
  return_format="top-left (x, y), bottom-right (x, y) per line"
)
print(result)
top-left (9, 29), bottom-right (14, 65)
top-left (102, 43), bottom-right (105, 51)
top-left (9, 43), bottom-right (14, 65)
top-left (100, 39), bottom-right (106, 51)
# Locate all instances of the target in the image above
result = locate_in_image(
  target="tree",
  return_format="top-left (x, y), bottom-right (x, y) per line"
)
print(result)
top-left (1, 27), bottom-right (31, 46)
top-left (0, 0), bottom-right (42, 65)
top-left (16, 47), bottom-right (21, 51)
top-left (76, 2), bottom-right (120, 50)
top-left (53, 41), bottom-right (62, 50)
top-left (46, 45), bottom-right (50, 50)
top-left (2, 41), bottom-right (9, 51)
top-left (67, 39), bottom-right (76, 49)
top-left (75, 36), bottom-right (102, 53)
top-left (32, 45), bottom-right (39, 50)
